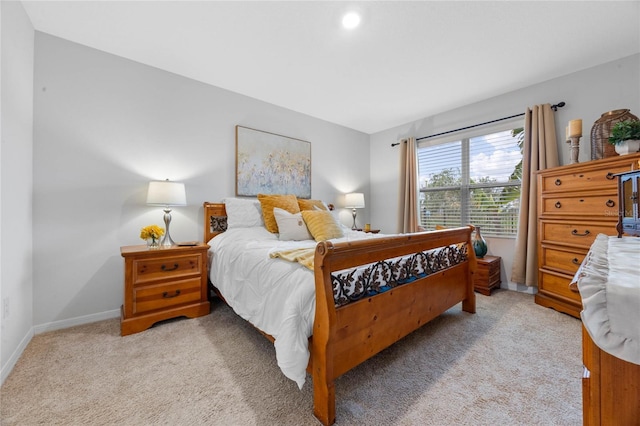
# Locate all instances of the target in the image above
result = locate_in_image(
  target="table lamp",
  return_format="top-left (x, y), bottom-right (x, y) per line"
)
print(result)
top-left (345, 192), bottom-right (365, 230)
top-left (146, 179), bottom-right (187, 246)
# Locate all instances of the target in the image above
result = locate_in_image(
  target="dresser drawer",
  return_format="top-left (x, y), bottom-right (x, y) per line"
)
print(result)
top-left (541, 193), bottom-right (617, 217)
top-left (540, 220), bottom-right (615, 249)
top-left (133, 254), bottom-right (202, 284)
top-left (133, 278), bottom-right (202, 315)
top-left (539, 270), bottom-right (581, 304)
top-left (541, 246), bottom-right (586, 275)
top-left (539, 164), bottom-right (629, 193)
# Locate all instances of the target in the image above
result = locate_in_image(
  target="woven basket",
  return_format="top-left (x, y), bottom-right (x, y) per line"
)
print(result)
top-left (590, 109), bottom-right (639, 160)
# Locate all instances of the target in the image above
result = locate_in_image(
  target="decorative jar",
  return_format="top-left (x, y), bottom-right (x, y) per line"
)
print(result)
top-left (473, 226), bottom-right (488, 259)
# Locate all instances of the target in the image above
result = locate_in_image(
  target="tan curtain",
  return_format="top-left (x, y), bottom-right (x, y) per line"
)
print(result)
top-left (511, 104), bottom-right (559, 286)
top-left (398, 137), bottom-right (420, 233)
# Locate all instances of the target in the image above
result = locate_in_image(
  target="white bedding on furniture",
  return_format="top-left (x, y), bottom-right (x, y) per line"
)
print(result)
top-left (208, 226), bottom-right (383, 388)
top-left (578, 234), bottom-right (640, 365)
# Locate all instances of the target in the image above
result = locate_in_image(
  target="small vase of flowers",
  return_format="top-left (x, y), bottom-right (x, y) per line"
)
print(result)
top-left (140, 225), bottom-right (165, 248)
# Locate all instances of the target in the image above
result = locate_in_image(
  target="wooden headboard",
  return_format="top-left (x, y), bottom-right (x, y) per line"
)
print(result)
top-left (203, 199), bottom-right (336, 243)
top-left (203, 202), bottom-right (227, 243)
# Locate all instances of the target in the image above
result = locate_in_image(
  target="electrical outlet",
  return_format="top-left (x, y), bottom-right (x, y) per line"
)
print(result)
top-left (2, 297), bottom-right (8, 319)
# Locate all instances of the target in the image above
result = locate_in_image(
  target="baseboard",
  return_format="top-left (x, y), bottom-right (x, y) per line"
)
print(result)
top-left (33, 309), bottom-right (121, 334)
top-left (2, 309), bottom-right (121, 385)
top-left (503, 282), bottom-right (537, 294)
top-left (1, 326), bottom-right (34, 386)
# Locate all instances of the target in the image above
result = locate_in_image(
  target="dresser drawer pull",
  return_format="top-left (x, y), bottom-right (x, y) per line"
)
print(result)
top-left (162, 290), bottom-right (181, 298)
top-left (606, 199), bottom-right (615, 207)
top-left (554, 179), bottom-right (561, 186)
top-left (605, 172), bottom-right (615, 180)
top-left (161, 263), bottom-right (179, 272)
top-left (555, 201), bottom-right (562, 208)
top-left (571, 229), bottom-right (591, 237)
top-left (572, 258), bottom-right (581, 265)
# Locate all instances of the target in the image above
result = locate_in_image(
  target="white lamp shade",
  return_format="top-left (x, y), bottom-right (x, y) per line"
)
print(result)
top-left (345, 192), bottom-right (365, 209)
top-left (146, 180), bottom-right (187, 206)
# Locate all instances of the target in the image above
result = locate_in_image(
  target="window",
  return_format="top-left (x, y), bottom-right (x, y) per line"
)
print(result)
top-left (417, 122), bottom-right (523, 237)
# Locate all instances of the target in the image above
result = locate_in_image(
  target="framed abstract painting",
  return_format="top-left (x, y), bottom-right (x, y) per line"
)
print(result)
top-left (236, 125), bottom-right (311, 198)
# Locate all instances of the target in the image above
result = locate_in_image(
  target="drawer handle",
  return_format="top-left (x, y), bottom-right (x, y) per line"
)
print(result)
top-left (162, 290), bottom-right (181, 298)
top-left (554, 179), bottom-right (561, 186)
top-left (572, 258), bottom-right (580, 265)
top-left (571, 229), bottom-right (591, 237)
top-left (554, 201), bottom-right (562, 208)
top-left (605, 172), bottom-right (615, 180)
top-left (606, 199), bottom-right (615, 207)
top-left (161, 263), bottom-right (179, 272)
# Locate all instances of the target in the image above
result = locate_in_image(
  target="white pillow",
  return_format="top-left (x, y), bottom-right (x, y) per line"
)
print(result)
top-left (273, 207), bottom-right (313, 241)
top-left (223, 197), bottom-right (264, 228)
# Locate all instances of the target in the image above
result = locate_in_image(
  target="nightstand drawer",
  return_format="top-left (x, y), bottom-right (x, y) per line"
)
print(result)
top-left (133, 254), bottom-right (202, 284)
top-left (133, 278), bottom-right (202, 315)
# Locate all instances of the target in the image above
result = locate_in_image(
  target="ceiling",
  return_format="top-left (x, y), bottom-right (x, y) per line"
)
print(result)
top-left (21, 1), bottom-right (640, 134)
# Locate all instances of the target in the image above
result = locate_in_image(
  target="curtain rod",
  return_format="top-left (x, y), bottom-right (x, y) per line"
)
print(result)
top-left (391, 101), bottom-right (566, 147)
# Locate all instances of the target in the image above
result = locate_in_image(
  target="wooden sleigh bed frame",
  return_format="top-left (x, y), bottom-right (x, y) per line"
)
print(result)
top-left (203, 202), bottom-right (477, 425)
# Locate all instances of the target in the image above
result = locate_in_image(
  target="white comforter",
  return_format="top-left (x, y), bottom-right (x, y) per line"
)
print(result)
top-left (208, 226), bottom-right (382, 388)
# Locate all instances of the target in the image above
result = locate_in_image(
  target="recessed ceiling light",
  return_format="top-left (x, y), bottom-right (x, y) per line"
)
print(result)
top-left (342, 12), bottom-right (360, 29)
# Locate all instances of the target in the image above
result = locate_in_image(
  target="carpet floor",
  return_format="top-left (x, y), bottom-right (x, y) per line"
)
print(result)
top-left (0, 290), bottom-right (582, 425)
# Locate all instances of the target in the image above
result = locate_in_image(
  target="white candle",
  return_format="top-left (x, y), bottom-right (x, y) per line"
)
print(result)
top-left (568, 119), bottom-right (582, 138)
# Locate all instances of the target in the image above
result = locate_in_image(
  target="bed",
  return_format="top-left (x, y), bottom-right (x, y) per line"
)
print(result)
top-left (203, 199), bottom-right (477, 425)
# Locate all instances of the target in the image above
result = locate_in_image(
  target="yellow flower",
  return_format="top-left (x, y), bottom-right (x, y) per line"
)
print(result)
top-left (140, 225), bottom-right (165, 241)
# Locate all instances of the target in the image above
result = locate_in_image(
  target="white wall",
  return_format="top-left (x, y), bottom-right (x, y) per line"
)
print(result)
top-left (0, 1), bottom-right (34, 383)
top-left (370, 53), bottom-right (640, 290)
top-left (31, 33), bottom-right (370, 330)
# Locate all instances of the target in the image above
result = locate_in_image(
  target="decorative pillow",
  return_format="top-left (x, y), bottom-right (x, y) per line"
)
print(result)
top-left (298, 199), bottom-right (328, 211)
top-left (223, 197), bottom-right (264, 228)
top-left (273, 207), bottom-right (313, 241)
top-left (257, 194), bottom-right (300, 233)
top-left (301, 210), bottom-right (344, 242)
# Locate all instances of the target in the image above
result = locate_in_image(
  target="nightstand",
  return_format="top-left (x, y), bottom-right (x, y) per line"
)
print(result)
top-left (120, 243), bottom-right (210, 336)
top-left (473, 255), bottom-right (501, 296)
top-left (356, 229), bottom-right (380, 234)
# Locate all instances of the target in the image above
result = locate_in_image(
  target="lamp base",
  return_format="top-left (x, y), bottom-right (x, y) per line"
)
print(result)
top-left (161, 208), bottom-right (177, 246)
top-left (351, 208), bottom-right (357, 230)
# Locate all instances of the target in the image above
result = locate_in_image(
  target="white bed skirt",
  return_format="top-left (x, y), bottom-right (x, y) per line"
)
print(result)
top-left (578, 234), bottom-right (640, 365)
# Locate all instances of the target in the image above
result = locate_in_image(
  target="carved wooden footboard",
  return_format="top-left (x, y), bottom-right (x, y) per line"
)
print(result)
top-left (203, 202), bottom-right (476, 425)
top-left (311, 227), bottom-right (476, 425)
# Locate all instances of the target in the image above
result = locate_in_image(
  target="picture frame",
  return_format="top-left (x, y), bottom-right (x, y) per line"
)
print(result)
top-left (236, 125), bottom-right (311, 198)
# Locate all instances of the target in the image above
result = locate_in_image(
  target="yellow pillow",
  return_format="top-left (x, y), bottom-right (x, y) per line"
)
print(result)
top-left (298, 199), bottom-right (328, 211)
top-left (257, 194), bottom-right (300, 233)
top-left (301, 210), bottom-right (344, 242)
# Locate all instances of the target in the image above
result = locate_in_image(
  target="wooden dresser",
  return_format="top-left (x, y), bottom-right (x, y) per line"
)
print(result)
top-left (536, 153), bottom-right (640, 318)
